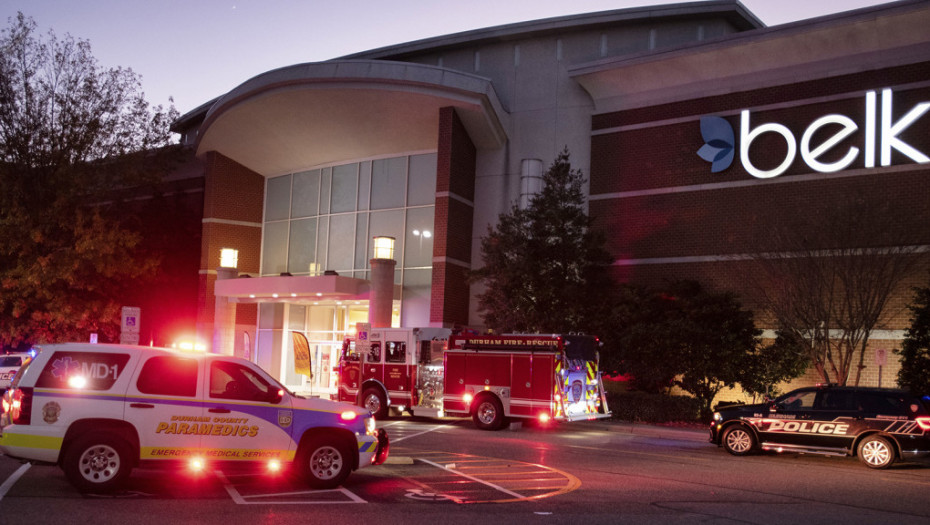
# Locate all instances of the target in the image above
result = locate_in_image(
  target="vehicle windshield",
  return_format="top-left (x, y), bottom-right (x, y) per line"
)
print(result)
top-left (562, 335), bottom-right (599, 362)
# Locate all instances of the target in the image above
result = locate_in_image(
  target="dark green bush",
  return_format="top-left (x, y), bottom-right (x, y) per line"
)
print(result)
top-left (606, 391), bottom-right (702, 423)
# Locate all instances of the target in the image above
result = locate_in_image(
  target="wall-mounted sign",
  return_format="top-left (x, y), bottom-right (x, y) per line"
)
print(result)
top-left (698, 88), bottom-right (930, 178)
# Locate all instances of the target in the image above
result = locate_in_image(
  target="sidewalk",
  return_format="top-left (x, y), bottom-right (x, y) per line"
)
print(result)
top-left (573, 419), bottom-right (709, 442)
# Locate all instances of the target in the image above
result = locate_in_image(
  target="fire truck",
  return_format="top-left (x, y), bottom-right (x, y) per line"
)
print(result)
top-left (335, 327), bottom-right (611, 430)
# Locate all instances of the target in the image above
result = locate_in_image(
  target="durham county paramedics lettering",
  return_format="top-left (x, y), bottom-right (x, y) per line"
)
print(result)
top-left (155, 415), bottom-right (258, 437)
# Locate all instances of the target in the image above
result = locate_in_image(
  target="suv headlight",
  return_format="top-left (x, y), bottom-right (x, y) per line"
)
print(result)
top-left (365, 416), bottom-right (377, 436)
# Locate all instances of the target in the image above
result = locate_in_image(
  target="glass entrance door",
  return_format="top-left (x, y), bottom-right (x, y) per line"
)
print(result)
top-left (281, 303), bottom-right (369, 397)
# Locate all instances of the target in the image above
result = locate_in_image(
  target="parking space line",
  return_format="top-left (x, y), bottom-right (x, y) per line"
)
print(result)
top-left (0, 463), bottom-right (30, 502)
top-left (389, 423), bottom-right (450, 443)
top-left (214, 470), bottom-right (366, 505)
top-left (417, 458), bottom-right (527, 500)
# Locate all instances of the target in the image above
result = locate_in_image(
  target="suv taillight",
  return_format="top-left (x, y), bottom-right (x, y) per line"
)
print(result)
top-left (917, 417), bottom-right (930, 431)
top-left (10, 387), bottom-right (32, 425)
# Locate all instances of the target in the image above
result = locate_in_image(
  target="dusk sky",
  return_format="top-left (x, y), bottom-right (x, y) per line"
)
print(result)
top-left (1, 0), bottom-right (899, 116)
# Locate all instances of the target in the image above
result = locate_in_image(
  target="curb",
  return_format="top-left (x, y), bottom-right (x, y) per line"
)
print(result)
top-left (575, 420), bottom-right (709, 442)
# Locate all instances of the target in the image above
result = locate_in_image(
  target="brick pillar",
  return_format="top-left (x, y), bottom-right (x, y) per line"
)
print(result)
top-left (197, 152), bottom-right (264, 354)
top-left (432, 107), bottom-right (476, 327)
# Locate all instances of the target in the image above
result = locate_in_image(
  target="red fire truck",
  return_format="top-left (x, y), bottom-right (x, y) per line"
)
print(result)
top-left (335, 327), bottom-right (611, 430)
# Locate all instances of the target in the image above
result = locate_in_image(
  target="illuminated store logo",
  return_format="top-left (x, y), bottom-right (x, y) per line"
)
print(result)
top-left (697, 88), bottom-right (930, 178)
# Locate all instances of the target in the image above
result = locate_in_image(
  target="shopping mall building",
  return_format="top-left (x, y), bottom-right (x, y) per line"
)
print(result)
top-left (171, 0), bottom-right (930, 395)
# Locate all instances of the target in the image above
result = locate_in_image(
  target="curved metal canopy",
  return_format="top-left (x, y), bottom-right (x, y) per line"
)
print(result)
top-left (197, 60), bottom-right (509, 177)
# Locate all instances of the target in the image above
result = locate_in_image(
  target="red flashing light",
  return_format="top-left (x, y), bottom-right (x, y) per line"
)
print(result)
top-left (10, 388), bottom-right (32, 425)
top-left (189, 457), bottom-right (206, 472)
top-left (917, 417), bottom-right (930, 431)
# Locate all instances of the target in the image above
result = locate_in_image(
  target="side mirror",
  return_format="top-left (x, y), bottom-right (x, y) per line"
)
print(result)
top-left (267, 388), bottom-right (285, 404)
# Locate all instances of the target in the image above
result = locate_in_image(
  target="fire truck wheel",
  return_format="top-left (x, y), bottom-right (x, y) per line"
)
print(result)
top-left (362, 387), bottom-right (388, 420)
top-left (472, 395), bottom-right (506, 431)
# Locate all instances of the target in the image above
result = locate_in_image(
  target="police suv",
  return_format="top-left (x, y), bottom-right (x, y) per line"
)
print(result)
top-left (0, 343), bottom-right (389, 492)
top-left (710, 385), bottom-right (930, 469)
top-left (0, 352), bottom-right (32, 393)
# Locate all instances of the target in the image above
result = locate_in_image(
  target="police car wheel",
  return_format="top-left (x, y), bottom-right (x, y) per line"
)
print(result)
top-left (858, 435), bottom-right (895, 469)
top-left (298, 436), bottom-right (352, 489)
top-left (472, 396), bottom-right (505, 431)
top-left (63, 433), bottom-right (133, 492)
top-left (362, 388), bottom-right (388, 420)
top-left (722, 425), bottom-right (756, 456)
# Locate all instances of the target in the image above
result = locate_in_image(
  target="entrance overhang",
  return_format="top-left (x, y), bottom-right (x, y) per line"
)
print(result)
top-left (214, 274), bottom-right (401, 304)
top-left (196, 60), bottom-right (509, 177)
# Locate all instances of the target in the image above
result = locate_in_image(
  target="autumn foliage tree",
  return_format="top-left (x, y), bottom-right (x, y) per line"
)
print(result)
top-left (0, 13), bottom-right (178, 350)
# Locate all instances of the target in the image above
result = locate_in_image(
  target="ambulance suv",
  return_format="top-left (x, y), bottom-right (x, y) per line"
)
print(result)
top-left (0, 343), bottom-right (389, 492)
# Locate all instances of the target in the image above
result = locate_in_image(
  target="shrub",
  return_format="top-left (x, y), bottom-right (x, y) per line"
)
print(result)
top-left (606, 391), bottom-right (702, 423)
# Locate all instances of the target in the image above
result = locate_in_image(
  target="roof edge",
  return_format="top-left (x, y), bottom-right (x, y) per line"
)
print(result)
top-left (340, 1), bottom-right (762, 61)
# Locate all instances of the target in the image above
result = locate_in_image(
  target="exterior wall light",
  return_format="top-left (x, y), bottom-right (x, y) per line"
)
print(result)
top-left (220, 248), bottom-right (239, 269)
top-left (372, 236), bottom-right (395, 261)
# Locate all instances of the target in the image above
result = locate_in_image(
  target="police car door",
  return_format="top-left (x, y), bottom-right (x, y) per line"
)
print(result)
top-left (202, 359), bottom-right (295, 463)
top-left (763, 389), bottom-right (818, 446)
top-left (127, 354), bottom-right (204, 461)
top-left (809, 389), bottom-right (858, 449)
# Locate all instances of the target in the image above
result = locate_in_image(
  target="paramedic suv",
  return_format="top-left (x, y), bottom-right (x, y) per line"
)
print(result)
top-left (710, 385), bottom-right (930, 469)
top-left (0, 343), bottom-right (388, 492)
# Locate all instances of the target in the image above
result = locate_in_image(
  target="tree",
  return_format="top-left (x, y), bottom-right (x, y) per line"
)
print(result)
top-left (472, 148), bottom-right (615, 334)
top-left (617, 281), bottom-right (761, 419)
top-left (0, 13), bottom-right (179, 350)
top-left (749, 191), bottom-right (924, 386)
top-left (896, 277), bottom-right (930, 393)
top-left (739, 329), bottom-right (809, 401)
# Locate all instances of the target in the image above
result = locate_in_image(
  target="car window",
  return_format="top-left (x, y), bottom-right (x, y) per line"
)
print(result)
top-left (210, 361), bottom-right (275, 402)
top-left (385, 341), bottom-right (406, 363)
top-left (35, 351), bottom-right (131, 391)
top-left (136, 356), bottom-right (198, 397)
top-left (366, 343), bottom-right (381, 363)
top-left (816, 390), bottom-right (855, 411)
top-left (0, 356), bottom-right (22, 367)
top-left (857, 392), bottom-right (905, 414)
top-left (777, 390), bottom-right (816, 410)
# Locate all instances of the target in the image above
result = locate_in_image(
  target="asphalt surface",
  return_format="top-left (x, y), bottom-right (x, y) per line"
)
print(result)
top-left (513, 418), bottom-right (709, 442)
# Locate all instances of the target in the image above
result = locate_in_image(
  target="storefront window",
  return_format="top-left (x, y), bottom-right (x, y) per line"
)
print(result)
top-left (331, 163), bottom-right (358, 213)
top-left (327, 214), bottom-right (355, 271)
top-left (287, 218), bottom-right (317, 273)
top-left (262, 221), bottom-right (289, 275)
top-left (259, 152), bottom-right (438, 390)
top-left (265, 175), bottom-right (291, 221)
top-left (371, 157), bottom-right (407, 210)
top-left (292, 169), bottom-right (320, 218)
top-left (408, 153), bottom-right (437, 206)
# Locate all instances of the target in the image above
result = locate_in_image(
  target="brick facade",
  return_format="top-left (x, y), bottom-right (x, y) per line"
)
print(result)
top-left (432, 107), bottom-right (477, 326)
top-left (197, 152), bottom-right (264, 344)
top-left (589, 65), bottom-right (930, 389)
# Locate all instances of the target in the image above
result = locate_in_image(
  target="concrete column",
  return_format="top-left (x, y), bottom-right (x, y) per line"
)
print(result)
top-left (213, 267), bottom-right (238, 355)
top-left (369, 258), bottom-right (396, 328)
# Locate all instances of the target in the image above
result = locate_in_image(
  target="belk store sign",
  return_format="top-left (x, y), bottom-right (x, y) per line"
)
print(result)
top-left (698, 88), bottom-right (930, 178)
